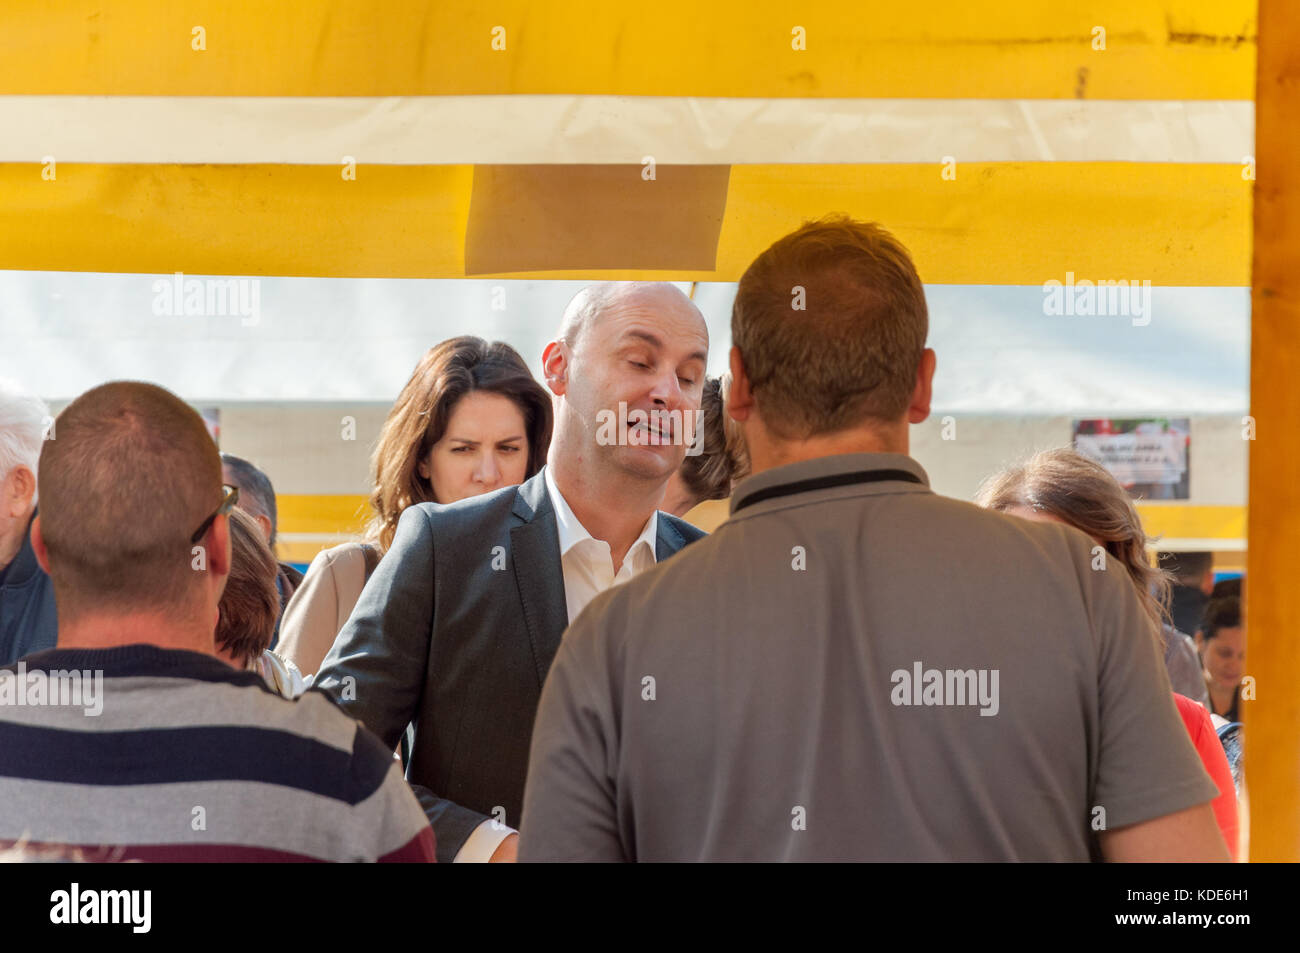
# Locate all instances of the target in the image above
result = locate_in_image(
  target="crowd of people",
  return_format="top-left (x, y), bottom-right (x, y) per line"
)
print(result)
top-left (0, 216), bottom-right (1246, 861)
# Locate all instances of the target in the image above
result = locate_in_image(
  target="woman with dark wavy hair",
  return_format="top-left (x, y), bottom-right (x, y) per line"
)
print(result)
top-left (278, 337), bottom-right (552, 676)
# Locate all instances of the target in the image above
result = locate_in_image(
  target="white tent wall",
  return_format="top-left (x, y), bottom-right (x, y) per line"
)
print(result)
top-left (9, 273), bottom-right (1248, 562)
top-left (2, 274), bottom-right (1248, 412)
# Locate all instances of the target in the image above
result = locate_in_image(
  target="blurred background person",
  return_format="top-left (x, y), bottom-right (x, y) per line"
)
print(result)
top-left (978, 447), bottom-right (1237, 858)
top-left (659, 373), bottom-right (751, 517)
top-left (1212, 576), bottom-right (1243, 601)
top-left (215, 506), bottom-right (308, 698)
top-left (1159, 550), bottom-right (1215, 643)
top-left (0, 379), bottom-right (56, 665)
top-left (277, 337), bottom-right (553, 677)
top-left (220, 452), bottom-right (302, 646)
top-left (1197, 595), bottom-right (1246, 724)
top-left (978, 449), bottom-right (1207, 706)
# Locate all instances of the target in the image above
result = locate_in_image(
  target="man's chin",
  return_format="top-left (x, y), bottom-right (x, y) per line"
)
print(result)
top-left (609, 444), bottom-right (681, 481)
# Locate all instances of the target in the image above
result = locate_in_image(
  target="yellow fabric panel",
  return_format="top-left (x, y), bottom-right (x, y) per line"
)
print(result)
top-left (0, 163), bottom-right (473, 277)
top-left (1135, 503), bottom-right (1247, 543)
top-left (275, 496), bottom-right (1245, 550)
top-left (1, 1), bottom-right (1254, 99)
top-left (0, 162), bottom-right (1250, 284)
top-left (277, 494), bottom-right (371, 536)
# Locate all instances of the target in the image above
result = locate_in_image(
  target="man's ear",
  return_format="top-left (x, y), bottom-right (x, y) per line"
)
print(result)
top-left (252, 512), bottom-right (273, 546)
top-left (727, 346), bottom-right (754, 423)
top-left (29, 514), bottom-right (51, 575)
top-left (541, 341), bottom-right (569, 397)
top-left (906, 348), bottom-right (937, 425)
top-left (4, 466), bottom-right (36, 518)
top-left (207, 513), bottom-right (232, 581)
top-left (1200, 568), bottom-right (1215, 597)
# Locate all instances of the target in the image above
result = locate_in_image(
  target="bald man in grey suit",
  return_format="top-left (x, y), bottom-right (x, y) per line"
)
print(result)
top-left (313, 283), bottom-right (710, 862)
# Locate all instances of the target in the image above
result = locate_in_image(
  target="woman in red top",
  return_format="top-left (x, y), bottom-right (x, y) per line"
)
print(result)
top-left (978, 448), bottom-right (1239, 859)
top-left (1171, 693), bottom-right (1239, 858)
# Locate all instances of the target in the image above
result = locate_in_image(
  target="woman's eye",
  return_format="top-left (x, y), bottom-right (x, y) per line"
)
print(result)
top-left (630, 360), bottom-right (650, 369)
top-left (500, 445), bottom-right (521, 452)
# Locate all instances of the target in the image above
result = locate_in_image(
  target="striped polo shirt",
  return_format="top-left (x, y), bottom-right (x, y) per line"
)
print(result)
top-left (0, 644), bottom-right (434, 862)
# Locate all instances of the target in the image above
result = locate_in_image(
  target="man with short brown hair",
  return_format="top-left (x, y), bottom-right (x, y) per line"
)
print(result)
top-left (520, 217), bottom-right (1227, 862)
top-left (0, 381), bottom-right (434, 862)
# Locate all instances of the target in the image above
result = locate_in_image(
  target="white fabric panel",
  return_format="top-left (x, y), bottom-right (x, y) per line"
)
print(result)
top-left (0, 95), bottom-right (1253, 164)
top-left (0, 273), bottom-right (1248, 414)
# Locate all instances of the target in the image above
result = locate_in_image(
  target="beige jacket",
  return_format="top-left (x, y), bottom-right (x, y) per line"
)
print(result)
top-left (276, 541), bottom-right (372, 677)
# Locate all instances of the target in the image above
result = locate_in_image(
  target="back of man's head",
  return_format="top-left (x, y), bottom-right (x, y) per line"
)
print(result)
top-left (732, 216), bottom-right (928, 440)
top-left (37, 381), bottom-right (222, 620)
top-left (220, 452), bottom-right (278, 545)
top-left (1159, 551), bottom-right (1214, 588)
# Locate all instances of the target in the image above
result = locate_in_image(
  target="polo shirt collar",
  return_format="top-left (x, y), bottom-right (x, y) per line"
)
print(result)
top-left (543, 465), bottom-right (659, 561)
top-left (729, 452), bottom-right (930, 517)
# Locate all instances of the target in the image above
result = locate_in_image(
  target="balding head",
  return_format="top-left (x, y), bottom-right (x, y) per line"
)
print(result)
top-left (544, 282), bottom-right (710, 487)
top-left (36, 381), bottom-right (226, 620)
top-left (558, 282), bottom-right (703, 353)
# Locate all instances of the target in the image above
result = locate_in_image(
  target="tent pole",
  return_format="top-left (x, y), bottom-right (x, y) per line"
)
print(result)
top-left (1246, 0), bottom-right (1300, 862)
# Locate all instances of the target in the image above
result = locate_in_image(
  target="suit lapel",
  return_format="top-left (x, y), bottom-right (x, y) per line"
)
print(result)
top-left (510, 470), bottom-right (570, 688)
top-left (655, 513), bottom-right (688, 561)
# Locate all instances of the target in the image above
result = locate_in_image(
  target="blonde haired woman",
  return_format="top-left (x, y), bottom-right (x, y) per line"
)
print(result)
top-left (277, 337), bottom-right (552, 677)
top-left (977, 447), bottom-right (1239, 859)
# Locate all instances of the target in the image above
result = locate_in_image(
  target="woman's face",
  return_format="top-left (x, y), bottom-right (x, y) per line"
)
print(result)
top-left (419, 390), bottom-right (530, 504)
top-left (1199, 626), bottom-right (1246, 691)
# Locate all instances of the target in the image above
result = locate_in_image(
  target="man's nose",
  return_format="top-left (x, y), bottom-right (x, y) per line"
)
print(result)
top-left (647, 368), bottom-right (684, 407)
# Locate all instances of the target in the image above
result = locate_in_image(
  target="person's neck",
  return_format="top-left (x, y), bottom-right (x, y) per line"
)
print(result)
top-left (747, 422), bottom-right (908, 476)
top-left (549, 451), bottom-right (663, 573)
top-left (56, 609), bottom-right (218, 657)
top-left (1208, 680), bottom-right (1237, 714)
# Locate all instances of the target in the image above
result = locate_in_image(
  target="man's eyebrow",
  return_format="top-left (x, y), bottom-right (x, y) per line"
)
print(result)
top-left (620, 329), bottom-right (664, 350)
top-left (622, 329), bottom-right (707, 366)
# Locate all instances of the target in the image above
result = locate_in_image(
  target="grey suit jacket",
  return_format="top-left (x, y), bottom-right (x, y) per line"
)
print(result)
top-left (311, 468), bottom-right (705, 862)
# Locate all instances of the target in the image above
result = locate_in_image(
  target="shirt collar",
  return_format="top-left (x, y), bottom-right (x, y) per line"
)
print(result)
top-left (543, 465), bottom-right (660, 562)
top-left (729, 452), bottom-right (930, 517)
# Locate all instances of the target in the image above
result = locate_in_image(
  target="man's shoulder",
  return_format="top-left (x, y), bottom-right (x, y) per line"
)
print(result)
top-left (405, 482), bottom-right (528, 532)
top-left (916, 491), bottom-right (1099, 571)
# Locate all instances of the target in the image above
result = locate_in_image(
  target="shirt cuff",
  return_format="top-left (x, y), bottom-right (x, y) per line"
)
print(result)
top-left (453, 818), bottom-right (517, 863)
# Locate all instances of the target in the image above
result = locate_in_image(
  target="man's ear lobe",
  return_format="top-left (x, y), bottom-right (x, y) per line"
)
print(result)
top-left (30, 514), bottom-right (51, 574)
top-left (907, 348), bottom-right (937, 425)
top-left (727, 347), bottom-right (753, 422)
top-left (541, 342), bottom-right (568, 396)
top-left (11, 466), bottom-right (36, 511)
top-left (208, 515), bottom-right (233, 578)
top-left (254, 513), bottom-right (273, 546)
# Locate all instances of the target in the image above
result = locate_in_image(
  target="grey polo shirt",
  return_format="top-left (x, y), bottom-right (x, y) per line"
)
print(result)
top-left (519, 452), bottom-right (1219, 861)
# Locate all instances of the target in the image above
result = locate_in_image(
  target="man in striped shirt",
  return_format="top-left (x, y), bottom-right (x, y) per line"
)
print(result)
top-left (0, 381), bottom-right (433, 863)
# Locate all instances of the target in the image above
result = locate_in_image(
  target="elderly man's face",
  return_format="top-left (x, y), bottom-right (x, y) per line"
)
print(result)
top-left (566, 288), bottom-right (708, 481)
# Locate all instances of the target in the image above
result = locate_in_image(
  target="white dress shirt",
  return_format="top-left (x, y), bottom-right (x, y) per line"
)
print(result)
top-left (456, 467), bottom-right (660, 862)
top-left (545, 465), bottom-right (660, 625)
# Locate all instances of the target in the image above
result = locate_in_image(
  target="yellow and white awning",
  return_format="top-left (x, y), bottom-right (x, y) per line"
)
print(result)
top-left (0, 0), bottom-right (1256, 283)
